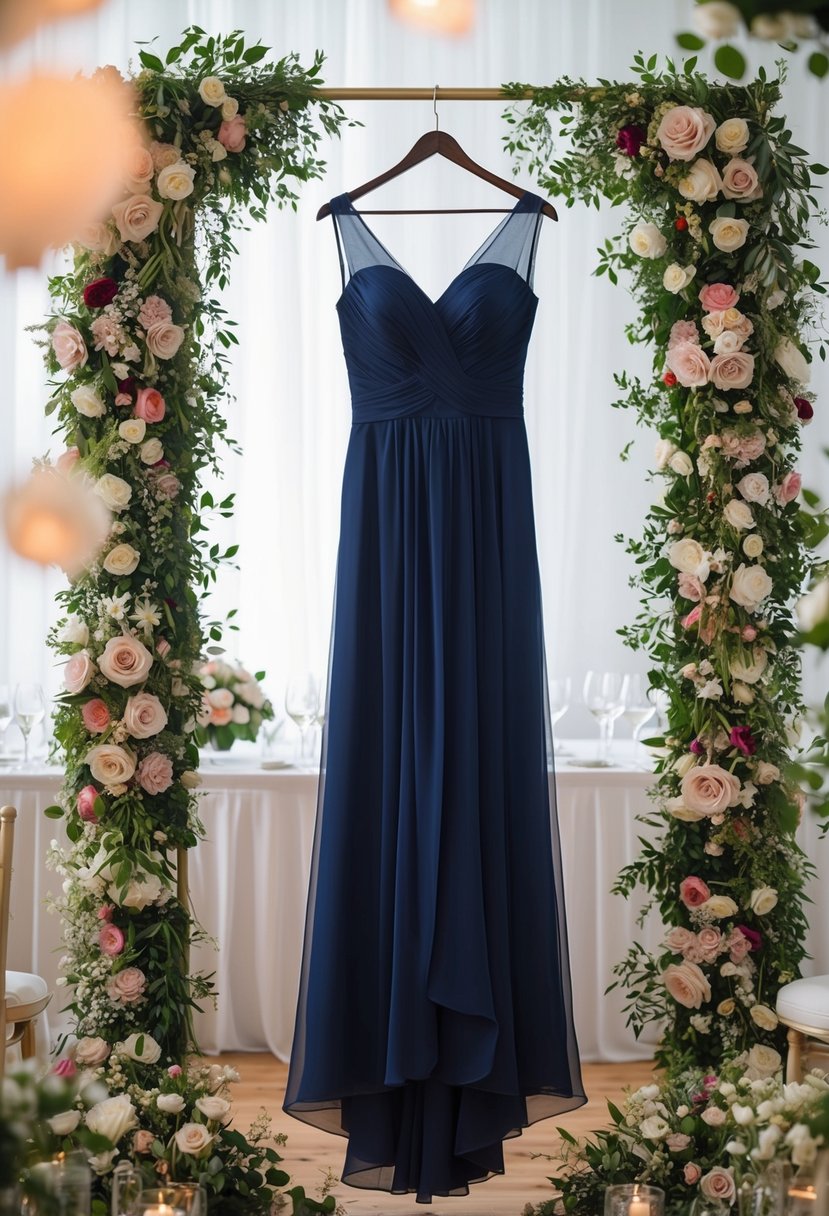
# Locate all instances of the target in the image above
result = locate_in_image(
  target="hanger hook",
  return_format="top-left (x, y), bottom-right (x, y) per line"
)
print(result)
top-left (433, 84), bottom-right (439, 132)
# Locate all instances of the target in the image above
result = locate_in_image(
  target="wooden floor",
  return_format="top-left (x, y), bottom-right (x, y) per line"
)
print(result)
top-left (223, 1053), bottom-right (655, 1216)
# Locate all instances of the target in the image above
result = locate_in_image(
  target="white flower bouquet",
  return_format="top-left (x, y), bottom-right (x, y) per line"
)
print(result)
top-left (194, 659), bottom-right (274, 751)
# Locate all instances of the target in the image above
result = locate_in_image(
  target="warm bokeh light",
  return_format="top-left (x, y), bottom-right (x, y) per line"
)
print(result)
top-left (389, 0), bottom-right (476, 36)
top-left (0, 70), bottom-right (139, 269)
top-left (0, 0), bottom-right (105, 49)
top-left (4, 467), bottom-right (111, 576)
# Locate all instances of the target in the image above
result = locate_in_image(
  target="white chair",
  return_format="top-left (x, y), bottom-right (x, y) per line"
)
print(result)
top-left (0, 805), bottom-right (51, 1078)
top-left (776, 975), bottom-right (829, 1083)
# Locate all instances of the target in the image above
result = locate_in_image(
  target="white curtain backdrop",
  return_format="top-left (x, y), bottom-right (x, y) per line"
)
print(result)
top-left (1, 0), bottom-right (828, 739)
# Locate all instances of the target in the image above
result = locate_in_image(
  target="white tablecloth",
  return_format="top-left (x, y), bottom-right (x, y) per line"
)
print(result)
top-left (3, 742), bottom-right (827, 1064)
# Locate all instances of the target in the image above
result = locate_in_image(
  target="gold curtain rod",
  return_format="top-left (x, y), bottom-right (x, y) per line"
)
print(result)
top-left (311, 87), bottom-right (532, 101)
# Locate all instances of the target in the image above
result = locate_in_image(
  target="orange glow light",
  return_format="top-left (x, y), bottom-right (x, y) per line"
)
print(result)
top-left (389, 0), bottom-right (476, 36)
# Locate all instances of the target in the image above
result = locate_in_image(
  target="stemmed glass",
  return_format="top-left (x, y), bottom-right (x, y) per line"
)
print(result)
top-left (0, 684), bottom-right (12, 764)
top-left (621, 673), bottom-right (656, 768)
top-left (14, 682), bottom-right (46, 770)
top-left (582, 670), bottom-right (624, 768)
top-left (548, 677), bottom-right (573, 759)
top-left (285, 673), bottom-right (320, 768)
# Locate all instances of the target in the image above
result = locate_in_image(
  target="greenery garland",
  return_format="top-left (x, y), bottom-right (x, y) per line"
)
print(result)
top-left (34, 28), bottom-right (346, 1215)
top-left (503, 53), bottom-right (827, 1210)
top-left (678, 1), bottom-right (829, 81)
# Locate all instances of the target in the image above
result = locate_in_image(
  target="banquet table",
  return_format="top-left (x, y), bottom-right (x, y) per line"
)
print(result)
top-left (2, 741), bottom-right (827, 1064)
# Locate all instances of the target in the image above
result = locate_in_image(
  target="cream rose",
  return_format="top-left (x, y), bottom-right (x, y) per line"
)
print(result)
top-left (628, 222), bottom-right (667, 259)
top-left (180, 770), bottom-right (202, 789)
top-left (715, 116), bottom-right (750, 155)
top-left (71, 384), bottom-right (106, 418)
top-left (140, 438), bottom-right (164, 465)
top-left (721, 157), bottom-right (762, 201)
top-left (654, 439), bottom-right (678, 470)
top-left (123, 692), bottom-right (168, 738)
top-left (157, 1093), bottom-right (186, 1113)
top-left (669, 537), bottom-right (709, 578)
top-left (709, 351), bottom-right (754, 391)
top-left (712, 329), bottom-right (745, 356)
top-left (669, 451), bottom-right (694, 477)
top-left (74, 1036), bottom-right (110, 1066)
top-left (198, 76), bottom-right (227, 106)
top-left (94, 474), bottom-right (132, 513)
top-left (656, 105), bottom-right (716, 161)
top-left (750, 1004), bottom-right (779, 1031)
top-left (693, 1), bottom-right (740, 39)
top-left (174, 1123), bottom-right (214, 1155)
top-left (156, 161), bottom-right (196, 201)
top-left (750, 886), bottom-right (778, 915)
top-left (663, 961), bottom-right (711, 1009)
top-left (755, 761), bottom-right (780, 785)
top-left (117, 1032), bottom-right (161, 1063)
top-left (747, 1044), bottom-right (782, 1078)
top-left (723, 499), bottom-right (755, 531)
top-left (730, 563), bottom-right (773, 612)
top-left (118, 418), bottom-right (146, 444)
top-left (98, 634), bottom-right (153, 687)
top-left (221, 96), bottom-right (239, 120)
top-left (85, 1093), bottom-right (138, 1143)
top-left (677, 159), bottom-right (722, 203)
top-left (663, 263), bottom-right (697, 293)
top-left (701, 895), bottom-right (739, 919)
top-left (730, 647), bottom-right (767, 684)
top-left (709, 216), bottom-right (749, 253)
top-left (681, 764), bottom-right (741, 815)
top-left (145, 320), bottom-right (185, 360)
top-left (195, 1096), bottom-right (231, 1121)
top-left (112, 194), bottom-right (164, 243)
top-left (75, 220), bottom-right (119, 256)
top-left (87, 743), bottom-right (136, 785)
top-left (736, 472), bottom-right (770, 505)
top-left (103, 543), bottom-right (140, 576)
top-left (775, 337), bottom-right (811, 384)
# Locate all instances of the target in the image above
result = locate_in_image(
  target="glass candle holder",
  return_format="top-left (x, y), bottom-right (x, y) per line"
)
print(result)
top-left (786, 1177), bottom-right (818, 1214)
top-left (604, 1183), bottom-right (665, 1216)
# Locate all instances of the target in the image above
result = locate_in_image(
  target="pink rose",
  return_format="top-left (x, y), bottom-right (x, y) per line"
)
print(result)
top-left (168, 1064), bottom-right (183, 1077)
top-left (218, 114), bottom-right (247, 153)
top-left (681, 764), bottom-right (742, 816)
top-left (722, 158), bottom-right (762, 201)
top-left (133, 1130), bottom-right (155, 1154)
top-left (207, 688), bottom-right (234, 709)
top-left (656, 105), bottom-right (716, 161)
top-left (728, 928), bottom-right (751, 962)
top-left (145, 320), bottom-right (185, 360)
top-left (737, 432), bottom-right (766, 465)
top-left (666, 1133), bottom-right (692, 1151)
top-left (111, 193), bottom-right (163, 243)
top-left (678, 572), bottom-right (705, 602)
top-left (666, 340), bottom-right (711, 387)
top-left (775, 470), bottom-right (801, 505)
top-left (82, 699), bottom-right (111, 734)
top-left (684, 1163), bottom-right (702, 1185)
top-left (137, 751), bottom-right (174, 795)
top-left (154, 471), bottom-right (181, 500)
top-left (701, 1105), bottom-right (727, 1126)
top-left (697, 927), bottom-right (723, 962)
top-left (65, 650), bottom-right (95, 693)
top-left (680, 876), bottom-right (711, 908)
top-left (668, 320), bottom-right (700, 349)
top-left (56, 447), bottom-right (80, 474)
top-left (77, 784), bottom-right (100, 822)
top-left (700, 1167), bottom-right (736, 1205)
top-left (52, 1056), bottom-right (76, 1078)
top-left (134, 387), bottom-right (166, 424)
top-left (156, 638), bottom-right (171, 659)
top-left (98, 635), bottom-right (153, 688)
top-left (105, 966), bottom-right (146, 1004)
top-left (97, 904), bottom-right (114, 921)
top-left (210, 706), bottom-right (233, 726)
top-left (709, 351), bottom-right (755, 391)
top-left (51, 320), bottom-right (88, 371)
top-left (99, 923), bottom-right (124, 956)
top-left (742, 625), bottom-right (758, 642)
top-left (123, 692), bottom-right (168, 739)
top-left (699, 282), bottom-right (739, 312)
top-left (663, 961), bottom-right (711, 1009)
top-left (138, 295), bottom-right (172, 330)
top-left (665, 926), bottom-right (696, 954)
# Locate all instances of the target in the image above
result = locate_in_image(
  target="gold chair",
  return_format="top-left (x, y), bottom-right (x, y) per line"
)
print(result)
top-left (776, 976), bottom-right (829, 1083)
top-left (0, 805), bottom-right (51, 1079)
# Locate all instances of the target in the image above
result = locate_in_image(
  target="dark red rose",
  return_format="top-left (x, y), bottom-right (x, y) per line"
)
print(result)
top-left (690, 738), bottom-right (705, 756)
top-left (663, 370), bottom-right (677, 387)
top-left (794, 395), bottom-right (814, 422)
top-left (616, 124), bottom-right (646, 157)
top-left (729, 725), bottom-right (756, 757)
top-left (737, 925), bottom-right (762, 952)
top-left (674, 216), bottom-right (688, 231)
top-left (83, 277), bottom-right (118, 308)
top-left (116, 376), bottom-right (136, 396)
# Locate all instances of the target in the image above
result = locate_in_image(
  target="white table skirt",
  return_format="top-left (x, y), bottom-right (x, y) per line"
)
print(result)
top-left (3, 741), bottom-right (827, 1064)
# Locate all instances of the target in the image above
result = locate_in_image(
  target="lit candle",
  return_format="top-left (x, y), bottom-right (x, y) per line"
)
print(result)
top-left (143, 1207), bottom-right (182, 1216)
top-left (629, 1192), bottom-right (651, 1216)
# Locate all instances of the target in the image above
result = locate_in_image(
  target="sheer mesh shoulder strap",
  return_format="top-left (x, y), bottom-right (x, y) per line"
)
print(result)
top-left (329, 195), bottom-right (402, 289)
top-left (463, 192), bottom-right (545, 289)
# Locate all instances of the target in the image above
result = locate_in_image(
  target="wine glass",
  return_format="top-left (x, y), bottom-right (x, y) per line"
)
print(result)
top-left (0, 684), bottom-right (12, 763)
top-left (548, 677), bottom-right (573, 758)
top-left (14, 682), bottom-right (46, 770)
top-left (621, 673), bottom-right (656, 768)
top-left (582, 670), bottom-right (624, 767)
top-left (285, 673), bottom-right (320, 768)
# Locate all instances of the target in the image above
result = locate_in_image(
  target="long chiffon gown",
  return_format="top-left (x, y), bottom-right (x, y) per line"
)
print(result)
top-left (283, 191), bottom-right (585, 1203)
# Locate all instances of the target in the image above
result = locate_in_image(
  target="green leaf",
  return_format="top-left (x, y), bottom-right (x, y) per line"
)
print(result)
top-left (713, 44), bottom-right (746, 79)
top-left (243, 45), bottom-right (269, 64)
top-left (809, 51), bottom-right (829, 78)
top-left (44, 805), bottom-right (64, 819)
top-left (676, 32), bottom-right (705, 50)
top-left (139, 50), bottom-right (165, 72)
top-left (811, 163), bottom-right (829, 175)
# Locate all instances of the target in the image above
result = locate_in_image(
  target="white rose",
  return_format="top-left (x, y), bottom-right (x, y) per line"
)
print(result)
top-left (750, 886), bottom-right (778, 916)
top-left (87, 743), bottom-right (137, 785)
top-left (118, 418), bottom-right (146, 444)
top-left (775, 337), bottom-right (810, 384)
top-left (88, 1150), bottom-right (118, 1175)
top-left (195, 1096), bottom-right (231, 1121)
top-left (59, 615), bottom-right (88, 645)
top-left (157, 1093), bottom-right (186, 1114)
top-left (701, 895), bottom-right (739, 919)
top-left (743, 534), bottom-right (764, 559)
top-left (114, 871), bottom-right (164, 910)
top-left (156, 161), bottom-right (196, 201)
top-left (678, 159), bottom-right (722, 203)
top-left (180, 770), bottom-right (202, 789)
top-left (198, 76), bottom-right (227, 106)
top-left (669, 450), bottom-right (694, 476)
top-left (140, 438), bottom-right (163, 465)
top-left (174, 1122), bottom-right (214, 1155)
top-left (750, 1004), bottom-right (779, 1031)
top-left (730, 563), bottom-right (773, 612)
top-left (221, 97), bottom-right (239, 120)
top-left (729, 647), bottom-right (767, 684)
top-left (709, 216), bottom-right (749, 253)
top-left (231, 703), bottom-right (250, 724)
top-left (747, 1045), bottom-right (782, 1079)
top-left (693, 0), bottom-right (740, 39)
top-left (713, 329), bottom-right (745, 355)
top-left (724, 499), bottom-right (754, 531)
top-left (715, 116), bottom-right (750, 156)
top-left (663, 263), bottom-right (697, 293)
top-left (737, 472), bottom-right (770, 505)
top-left (86, 1093), bottom-right (138, 1143)
top-left (654, 439), bottom-right (678, 469)
top-left (103, 543), bottom-right (140, 576)
top-left (48, 1109), bottom-right (82, 1135)
top-left (797, 579), bottom-right (829, 632)
top-left (118, 1032), bottom-right (161, 1063)
top-left (640, 1115), bottom-right (671, 1140)
top-left (669, 537), bottom-right (709, 577)
top-left (94, 474), bottom-right (132, 513)
top-left (71, 385), bottom-right (106, 418)
top-left (629, 222), bottom-right (667, 259)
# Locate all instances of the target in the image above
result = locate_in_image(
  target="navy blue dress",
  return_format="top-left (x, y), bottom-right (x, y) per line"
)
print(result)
top-left (284, 192), bottom-right (585, 1203)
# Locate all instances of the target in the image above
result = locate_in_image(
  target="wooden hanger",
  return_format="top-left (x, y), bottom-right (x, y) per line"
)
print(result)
top-left (316, 87), bottom-right (557, 221)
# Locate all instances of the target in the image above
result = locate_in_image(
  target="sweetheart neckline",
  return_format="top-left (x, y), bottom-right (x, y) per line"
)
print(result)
top-left (335, 261), bottom-right (539, 312)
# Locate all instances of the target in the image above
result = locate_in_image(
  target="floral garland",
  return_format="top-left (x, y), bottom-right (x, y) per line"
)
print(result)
top-left (678, 2), bottom-right (829, 80)
top-left (34, 27), bottom-right (345, 1215)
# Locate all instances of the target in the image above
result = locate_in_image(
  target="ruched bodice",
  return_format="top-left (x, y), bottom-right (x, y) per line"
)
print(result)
top-left (284, 189), bottom-right (585, 1204)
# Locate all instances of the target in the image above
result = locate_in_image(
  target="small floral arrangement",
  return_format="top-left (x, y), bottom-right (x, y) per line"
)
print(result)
top-left (194, 659), bottom-right (274, 750)
top-left (540, 1051), bottom-right (827, 1215)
